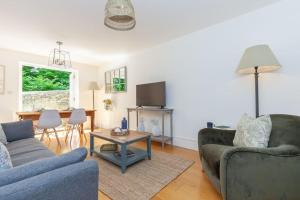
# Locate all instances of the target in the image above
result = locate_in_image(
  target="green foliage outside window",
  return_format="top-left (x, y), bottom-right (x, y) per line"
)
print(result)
top-left (113, 78), bottom-right (126, 92)
top-left (22, 66), bottom-right (71, 92)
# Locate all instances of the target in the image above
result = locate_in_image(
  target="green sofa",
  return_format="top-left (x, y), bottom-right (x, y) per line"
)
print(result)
top-left (198, 114), bottom-right (300, 200)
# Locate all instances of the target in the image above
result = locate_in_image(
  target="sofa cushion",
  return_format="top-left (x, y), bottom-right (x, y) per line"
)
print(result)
top-left (0, 142), bottom-right (12, 170)
top-left (0, 147), bottom-right (88, 187)
top-left (202, 144), bottom-right (234, 178)
top-left (268, 114), bottom-right (300, 147)
top-left (6, 138), bottom-right (54, 166)
top-left (1, 120), bottom-right (34, 142)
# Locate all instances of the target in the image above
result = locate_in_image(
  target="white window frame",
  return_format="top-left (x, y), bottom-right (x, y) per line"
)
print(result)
top-left (18, 62), bottom-right (79, 111)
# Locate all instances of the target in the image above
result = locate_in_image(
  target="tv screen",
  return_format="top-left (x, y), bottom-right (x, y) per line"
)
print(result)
top-left (136, 82), bottom-right (166, 107)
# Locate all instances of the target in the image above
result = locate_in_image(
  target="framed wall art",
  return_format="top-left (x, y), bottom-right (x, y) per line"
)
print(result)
top-left (105, 66), bottom-right (127, 93)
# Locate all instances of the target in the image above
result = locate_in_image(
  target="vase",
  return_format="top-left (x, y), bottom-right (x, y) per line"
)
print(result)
top-left (151, 119), bottom-right (161, 137)
top-left (138, 118), bottom-right (145, 132)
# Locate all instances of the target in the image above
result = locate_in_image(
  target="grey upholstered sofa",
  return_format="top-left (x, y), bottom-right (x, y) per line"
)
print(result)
top-left (198, 114), bottom-right (300, 200)
top-left (0, 120), bottom-right (99, 200)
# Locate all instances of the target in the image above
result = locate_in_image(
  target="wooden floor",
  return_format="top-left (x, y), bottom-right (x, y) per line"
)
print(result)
top-left (41, 130), bottom-right (222, 200)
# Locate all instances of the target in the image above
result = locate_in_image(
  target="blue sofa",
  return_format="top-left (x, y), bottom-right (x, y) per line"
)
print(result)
top-left (0, 120), bottom-right (99, 200)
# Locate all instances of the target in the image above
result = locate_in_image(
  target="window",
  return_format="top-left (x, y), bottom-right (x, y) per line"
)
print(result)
top-left (19, 63), bottom-right (78, 111)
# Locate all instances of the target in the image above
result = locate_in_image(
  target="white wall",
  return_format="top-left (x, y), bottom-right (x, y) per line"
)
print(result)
top-left (0, 48), bottom-right (100, 126)
top-left (98, 0), bottom-right (300, 150)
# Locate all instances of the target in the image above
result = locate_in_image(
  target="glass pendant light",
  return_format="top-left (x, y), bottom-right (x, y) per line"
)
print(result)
top-left (48, 41), bottom-right (72, 68)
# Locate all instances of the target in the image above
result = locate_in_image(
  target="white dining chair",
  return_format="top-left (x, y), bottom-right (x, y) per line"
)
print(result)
top-left (65, 108), bottom-right (87, 143)
top-left (38, 109), bottom-right (62, 146)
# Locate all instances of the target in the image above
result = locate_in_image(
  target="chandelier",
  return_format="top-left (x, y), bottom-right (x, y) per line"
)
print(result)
top-left (48, 41), bottom-right (72, 68)
top-left (104, 0), bottom-right (136, 31)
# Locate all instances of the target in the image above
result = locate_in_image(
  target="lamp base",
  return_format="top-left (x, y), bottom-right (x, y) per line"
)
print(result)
top-left (254, 66), bottom-right (259, 118)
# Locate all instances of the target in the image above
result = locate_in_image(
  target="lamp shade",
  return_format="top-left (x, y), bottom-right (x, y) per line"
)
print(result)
top-left (89, 82), bottom-right (100, 90)
top-left (104, 0), bottom-right (136, 31)
top-left (237, 44), bottom-right (281, 74)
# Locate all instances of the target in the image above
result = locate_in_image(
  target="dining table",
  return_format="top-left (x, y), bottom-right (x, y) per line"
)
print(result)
top-left (16, 109), bottom-right (96, 132)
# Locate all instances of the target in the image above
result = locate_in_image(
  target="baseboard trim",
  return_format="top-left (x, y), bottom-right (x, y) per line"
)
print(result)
top-left (172, 136), bottom-right (198, 151)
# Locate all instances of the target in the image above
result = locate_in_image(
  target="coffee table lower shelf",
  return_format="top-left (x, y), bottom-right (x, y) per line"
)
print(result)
top-left (93, 146), bottom-right (150, 173)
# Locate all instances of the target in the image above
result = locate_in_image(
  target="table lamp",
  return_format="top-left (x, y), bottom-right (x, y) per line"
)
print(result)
top-left (89, 81), bottom-right (100, 110)
top-left (237, 44), bottom-right (281, 118)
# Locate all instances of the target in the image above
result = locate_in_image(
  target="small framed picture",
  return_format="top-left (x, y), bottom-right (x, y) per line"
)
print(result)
top-left (0, 65), bottom-right (5, 94)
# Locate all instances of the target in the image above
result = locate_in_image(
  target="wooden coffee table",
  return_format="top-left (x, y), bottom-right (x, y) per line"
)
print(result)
top-left (90, 130), bottom-right (151, 173)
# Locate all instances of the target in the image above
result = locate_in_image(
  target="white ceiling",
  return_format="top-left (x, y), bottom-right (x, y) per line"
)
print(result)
top-left (0, 0), bottom-right (281, 65)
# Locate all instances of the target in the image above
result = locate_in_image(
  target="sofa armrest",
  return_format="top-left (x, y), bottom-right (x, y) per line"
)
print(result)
top-left (0, 147), bottom-right (88, 187)
top-left (1, 120), bottom-right (34, 142)
top-left (198, 128), bottom-right (235, 153)
top-left (0, 160), bottom-right (99, 200)
top-left (220, 145), bottom-right (300, 200)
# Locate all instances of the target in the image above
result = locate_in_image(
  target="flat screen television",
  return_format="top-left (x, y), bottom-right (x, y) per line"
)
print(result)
top-left (136, 81), bottom-right (166, 108)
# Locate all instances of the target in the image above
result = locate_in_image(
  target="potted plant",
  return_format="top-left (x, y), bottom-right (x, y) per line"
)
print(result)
top-left (103, 99), bottom-right (112, 110)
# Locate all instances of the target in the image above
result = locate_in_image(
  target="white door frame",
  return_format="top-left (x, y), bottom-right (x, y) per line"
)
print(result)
top-left (18, 62), bottom-right (79, 111)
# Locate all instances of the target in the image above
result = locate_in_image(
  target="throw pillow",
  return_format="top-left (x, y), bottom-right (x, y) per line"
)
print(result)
top-left (233, 114), bottom-right (272, 148)
top-left (0, 142), bottom-right (13, 170)
top-left (1, 120), bottom-right (34, 142)
top-left (233, 114), bottom-right (253, 146)
top-left (0, 125), bottom-right (8, 145)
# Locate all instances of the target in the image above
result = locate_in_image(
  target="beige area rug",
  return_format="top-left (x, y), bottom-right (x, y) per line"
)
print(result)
top-left (96, 151), bottom-right (194, 200)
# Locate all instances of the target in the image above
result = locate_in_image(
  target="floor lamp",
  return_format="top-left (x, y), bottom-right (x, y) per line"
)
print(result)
top-left (237, 44), bottom-right (281, 118)
top-left (89, 81), bottom-right (100, 110)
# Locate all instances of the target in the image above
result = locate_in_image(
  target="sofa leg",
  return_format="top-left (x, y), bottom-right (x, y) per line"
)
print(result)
top-left (199, 155), bottom-right (205, 172)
